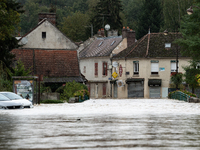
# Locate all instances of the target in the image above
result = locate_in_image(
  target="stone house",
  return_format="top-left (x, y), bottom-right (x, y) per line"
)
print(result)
top-left (111, 32), bottom-right (191, 99)
top-left (12, 13), bottom-right (84, 91)
top-left (79, 27), bottom-right (136, 98)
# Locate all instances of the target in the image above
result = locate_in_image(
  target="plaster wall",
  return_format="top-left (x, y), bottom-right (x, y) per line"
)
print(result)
top-left (112, 58), bottom-right (191, 99)
top-left (19, 20), bottom-right (78, 49)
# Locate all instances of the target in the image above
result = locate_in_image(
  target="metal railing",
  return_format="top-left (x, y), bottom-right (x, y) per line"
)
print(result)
top-left (170, 91), bottom-right (190, 102)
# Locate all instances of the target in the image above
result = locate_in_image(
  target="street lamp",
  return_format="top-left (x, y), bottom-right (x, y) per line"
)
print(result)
top-left (187, 6), bottom-right (200, 15)
top-left (164, 29), bottom-right (179, 89)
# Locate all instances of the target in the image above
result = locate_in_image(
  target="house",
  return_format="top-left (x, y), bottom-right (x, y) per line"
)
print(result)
top-left (111, 31), bottom-right (191, 99)
top-left (12, 13), bottom-right (84, 92)
top-left (79, 27), bottom-right (136, 98)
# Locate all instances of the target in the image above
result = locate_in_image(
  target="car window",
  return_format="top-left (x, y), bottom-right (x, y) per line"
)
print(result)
top-left (0, 94), bottom-right (11, 101)
top-left (1, 92), bottom-right (23, 100)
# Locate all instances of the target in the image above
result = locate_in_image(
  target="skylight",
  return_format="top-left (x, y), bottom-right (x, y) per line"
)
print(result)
top-left (98, 41), bottom-right (103, 47)
top-left (111, 41), bottom-right (116, 46)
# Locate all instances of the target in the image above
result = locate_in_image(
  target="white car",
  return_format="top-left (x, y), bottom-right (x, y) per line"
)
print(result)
top-left (0, 94), bottom-right (24, 109)
top-left (0, 92), bottom-right (33, 108)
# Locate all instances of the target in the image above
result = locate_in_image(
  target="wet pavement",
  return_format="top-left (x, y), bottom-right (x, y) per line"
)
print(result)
top-left (0, 99), bottom-right (200, 150)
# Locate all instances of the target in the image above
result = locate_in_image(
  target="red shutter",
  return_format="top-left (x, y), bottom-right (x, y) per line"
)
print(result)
top-left (103, 83), bottom-right (106, 95)
top-left (95, 63), bottom-right (98, 76)
top-left (105, 62), bottom-right (107, 76)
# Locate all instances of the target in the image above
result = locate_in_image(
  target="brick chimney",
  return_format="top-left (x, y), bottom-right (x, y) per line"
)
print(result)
top-left (122, 27), bottom-right (135, 47)
top-left (38, 13), bottom-right (56, 26)
top-left (101, 28), bottom-right (105, 37)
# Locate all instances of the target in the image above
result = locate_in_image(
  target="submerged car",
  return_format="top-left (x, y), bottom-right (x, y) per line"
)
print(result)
top-left (0, 94), bottom-right (24, 109)
top-left (0, 92), bottom-right (33, 108)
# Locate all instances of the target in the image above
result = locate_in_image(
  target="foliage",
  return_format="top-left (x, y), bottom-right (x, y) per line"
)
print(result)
top-left (41, 99), bottom-right (64, 104)
top-left (0, 0), bottom-right (23, 40)
top-left (162, 0), bottom-right (193, 32)
top-left (170, 73), bottom-right (183, 87)
top-left (136, 0), bottom-right (163, 39)
top-left (183, 60), bottom-right (200, 93)
top-left (60, 81), bottom-right (88, 101)
top-left (12, 59), bottom-right (32, 76)
top-left (90, 0), bottom-right (123, 35)
top-left (40, 83), bottom-right (52, 93)
top-left (176, 0), bottom-right (200, 60)
top-left (74, 89), bottom-right (90, 100)
top-left (0, 61), bottom-right (12, 91)
top-left (60, 11), bottom-right (90, 42)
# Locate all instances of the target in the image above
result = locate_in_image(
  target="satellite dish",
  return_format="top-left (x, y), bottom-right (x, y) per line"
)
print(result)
top-left (105, 24), bottom-right (110, 31)
top-left (21, 37), bottom-right (28, 45)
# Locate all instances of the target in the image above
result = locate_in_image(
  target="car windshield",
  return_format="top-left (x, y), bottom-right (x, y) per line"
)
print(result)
top-left (0, 94), bottom-right (11, 101)
top-left (1, 92), bottom-right (23, 100)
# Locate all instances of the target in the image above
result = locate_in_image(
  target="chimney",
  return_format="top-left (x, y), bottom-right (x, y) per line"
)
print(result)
top-left (98, 29), bottom-right (101, 36)
top-left (38, 13), bottom-right (56, 26)
top-left (101, 28), bottom-right (105, 37)
top-left (127, 29), bottom-right (135, 47)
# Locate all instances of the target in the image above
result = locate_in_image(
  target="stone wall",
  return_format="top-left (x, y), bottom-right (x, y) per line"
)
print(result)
top-left (41, 93), bottom-right (60, 101)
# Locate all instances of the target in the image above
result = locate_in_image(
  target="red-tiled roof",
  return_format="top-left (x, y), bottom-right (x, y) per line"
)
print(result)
top-left (11, 49), bottom-right (80, 77)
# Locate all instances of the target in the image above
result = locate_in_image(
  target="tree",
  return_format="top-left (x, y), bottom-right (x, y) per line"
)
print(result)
top-left (12, 59), bottom-right (32, 76)
top-left (90, 0), bottom-right (123, 35)
top-left (183, 60), bottom-right (200, 93)
top-left (136, 0), bottom-right (163, 39)
top-left (0, 0), bottom-right (24, 72)
top-left (162, 0), bottom-right (193, 32)
top-left (60, 11), bottom-right (90, 42)
top-left (176, 0), bottom-right (200, 60)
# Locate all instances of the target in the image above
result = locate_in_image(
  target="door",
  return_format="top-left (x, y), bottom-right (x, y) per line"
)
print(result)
top-left (149, 87), bottom-right (161, 98)
top-left (128, 81), bottom-right (144, 98)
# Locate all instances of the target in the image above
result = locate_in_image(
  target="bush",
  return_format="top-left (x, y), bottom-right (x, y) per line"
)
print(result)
top-left (74, 89), bottom-right (89, 100)
top-left (41, 100), bottom-right (64, 104)
top-left (168, 90), bottom-right (197, 98)
top-left (59, 81), bottom-right (88, 101)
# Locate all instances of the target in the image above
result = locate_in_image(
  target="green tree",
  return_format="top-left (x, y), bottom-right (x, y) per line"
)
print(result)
top-left (12, 59), bottom-right (32, 76)
top-left (176, 0), bottom-right (200, 60)
top-left (136, 0), bottom-right (163, 39)
top-left (162, 0), bottom-right (193, 32)
top-left (60, 11), bottom-right (90, 42)
top-left (90, 0), bottom-right (123, 35)
top-left (183, 60), bottom-right (200, 93)
top-left (0, 61), bottom-right (12, 91)
top-left (0, 0), bottom-right (23, 72)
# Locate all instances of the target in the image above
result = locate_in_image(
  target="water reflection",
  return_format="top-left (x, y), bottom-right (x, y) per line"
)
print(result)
top-left (0, 113), bottom-right (200, 149)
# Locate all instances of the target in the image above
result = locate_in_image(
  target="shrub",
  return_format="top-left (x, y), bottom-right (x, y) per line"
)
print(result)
top-left (41, 100), bottom-right (64, 104)
top-left (168, 90), bottom-right (197, 99)
top-left (74, 89), bottom-right (89, 100)
top-left (60, 81), bottom-right (88, 101)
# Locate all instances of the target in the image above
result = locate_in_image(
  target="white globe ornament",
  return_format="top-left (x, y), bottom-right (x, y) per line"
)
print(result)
top-left (105, 24), bottom-right (110, 31)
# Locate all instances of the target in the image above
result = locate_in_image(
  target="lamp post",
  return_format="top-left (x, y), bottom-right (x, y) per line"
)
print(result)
top-left (164, 29), bottom-right (179, 89)
top-left (187, 6), bottom-right (200, 15)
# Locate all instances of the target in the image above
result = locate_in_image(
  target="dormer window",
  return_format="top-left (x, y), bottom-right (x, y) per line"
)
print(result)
top-left (42, 32), bottom-right (46, 39)
top-left (165, 43), bottom-right (171, 48)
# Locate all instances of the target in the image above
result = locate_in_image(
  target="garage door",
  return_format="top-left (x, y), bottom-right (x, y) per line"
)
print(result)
top-left (149, 87), bottom-right (160, 98)
top-left (128, 81), bottom-right (144, 98)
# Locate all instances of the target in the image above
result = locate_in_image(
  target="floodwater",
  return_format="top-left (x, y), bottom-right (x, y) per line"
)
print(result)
top-left (0, 99), bottom-right (200, 150)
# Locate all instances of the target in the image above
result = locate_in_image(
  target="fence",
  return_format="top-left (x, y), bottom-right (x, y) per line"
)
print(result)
top-left (170, 91), bottom-right (190, 102)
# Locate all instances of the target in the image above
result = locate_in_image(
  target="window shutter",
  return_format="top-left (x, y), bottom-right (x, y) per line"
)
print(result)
top-left (95, 63), bottom-right (98, 76)
top-left (171, 62), bottom-right (176, 71)
top-left (105, 62), bottom-right (107, 76)
top-left (151, 63), bottom-right (158, 72)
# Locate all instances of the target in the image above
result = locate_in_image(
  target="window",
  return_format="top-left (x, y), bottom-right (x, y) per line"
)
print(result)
top-left (83, 66), bottom-right (86, 74)
top-left (151, 61), bottom-right (159, 74)
top-left (171, 60), bottom-right (178, 73)
top-left (165, 43), bottom-right (171, 48)
top-left (102, 62), bottom-right (107, 76)
top-left (133, 61), bottom-right (139, 75)
top-left (42, 32), bottom-right (46, 38)
top-left (95, 63), bottom-right (98, 76)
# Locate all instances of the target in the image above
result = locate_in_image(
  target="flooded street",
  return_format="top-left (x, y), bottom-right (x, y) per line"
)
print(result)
top-left (1, 99), bottom-right (200, 150)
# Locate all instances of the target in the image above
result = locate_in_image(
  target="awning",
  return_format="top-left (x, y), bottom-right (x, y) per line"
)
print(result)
top-left (126, 78), bottom-right (144, 84)
top-left (148, 79), bottom-right (162, 87)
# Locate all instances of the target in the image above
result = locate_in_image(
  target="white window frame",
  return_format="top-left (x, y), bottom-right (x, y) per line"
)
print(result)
top-left (134, 62), bottom-right (139, 74)
top-left (165, 43), bottom-right (171, 48)
top-left (151, 62), bottom-right (159, 74)
top-left (171, 62), bottom-right (176, 72)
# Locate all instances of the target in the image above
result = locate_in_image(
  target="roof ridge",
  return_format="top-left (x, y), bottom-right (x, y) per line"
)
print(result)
top-left (125, 34), bottom-right (148, 58)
